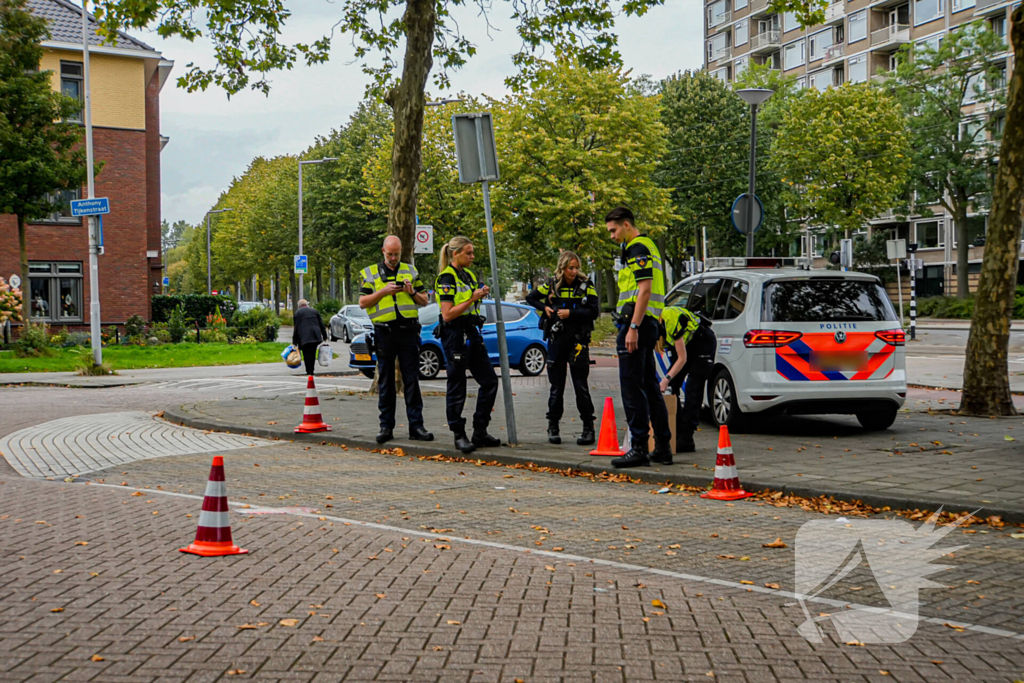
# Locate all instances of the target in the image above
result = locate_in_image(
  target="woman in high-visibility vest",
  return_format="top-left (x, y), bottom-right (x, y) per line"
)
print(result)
top-left (436, 236), bottom-right (501, 454)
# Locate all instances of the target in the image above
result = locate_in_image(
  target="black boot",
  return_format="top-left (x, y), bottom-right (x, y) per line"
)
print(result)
top-left (675, 433), bottom-right (695, 454)
top-left (547, 420), bottom-right (561, 445)
top-left (376, 427), bottom-right (394, 444)
top-left (650, 439), bottom-right (673, 465)
top-left (409, 426), bottom-right (434, 441)
top-left (472, 429), bottom-right (502, 448)
top-left (612, 445), bottom-right (649, 468)
top-left (454, 431), bottom-right (476, 454)
top-left (577, 423), bottom-right (595, 446)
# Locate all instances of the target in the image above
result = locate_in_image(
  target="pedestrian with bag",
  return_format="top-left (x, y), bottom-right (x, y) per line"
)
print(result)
top-left (658, 304), bottom-right (716, 457)
top-left (436, 236), bottom-right (501, 454)
top-left (359, 235), bottom-right (434, 444)
top-left (604, 206), bottom-right (673, 468)
top-left (291, 299), bottom-right (328, 377)
top-left (526, 250), bottom-right (598, 445)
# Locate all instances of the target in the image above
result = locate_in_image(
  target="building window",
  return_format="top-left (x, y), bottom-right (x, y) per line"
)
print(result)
top-left (735, 55), bottom-right (750, 75)
top-left (783, 10), bottom-right (800, 32)
top-left (734, 0), bottom-right (747, 9)
top-left (735, 19), bottom-right (749, 46)
top-left (952, 0), bottom-right (975, 11)
top-left (966, 215), bottom-right (987, 246)
top-left (915, 220), bottom-right (944, 249)
top-left (28, 262), bottom-right (83, 322)
top-left (848, 11), bottom-right (867, 43)
top-left (33, 187), bottom-right (81, 224)
top-left (810, 69), bottom-right (833, 90)
top-left (711, 66), bottom-right (731, 82)
top-left (809, 29), bottom-right (833, 61)
top-left (60, 61), bottom-right (83, 122)
top-left (707, 32), bottom-right (730, 63)
top-left (784, 40), bottom-right (805, 70)
top-left (848, 53), bottom-right (868, 83)
top-left (708, 0), bottom-right (729, 28)
top-left (914, 0), bottom-right (943, 26)
top-left (992, 113), bottom-right (1006, 139)
top-left (990, 17), bottom-right (1007, 46)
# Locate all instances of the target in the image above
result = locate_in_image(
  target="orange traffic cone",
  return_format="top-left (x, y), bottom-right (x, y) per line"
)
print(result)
top-left (590, 397), bottom-right (625, 457)
top-left (295, 375), bottom-right (332, 433)
top-left (701, 425), bottom-right (753, 501)
top-left (179, 456), bottom-right (248, 556)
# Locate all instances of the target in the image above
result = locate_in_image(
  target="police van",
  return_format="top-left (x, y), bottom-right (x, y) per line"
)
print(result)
top-left (667, 257), bottom-right (906, 431)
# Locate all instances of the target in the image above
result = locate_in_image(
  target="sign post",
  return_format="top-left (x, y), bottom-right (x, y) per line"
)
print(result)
top-left (886, 238), bottom-right (907, 326)
top-left (907, 243), bottom-right (919, 341)
top-left (414, 225), bottom-right (434, 255)
top-left (452, 112), bottom-right (517, 445)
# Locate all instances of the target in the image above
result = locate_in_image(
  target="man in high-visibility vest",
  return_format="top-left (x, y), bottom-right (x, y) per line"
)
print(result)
top-left (605, 206), bottom-right (672, 468)
top-left (359, 236), bottom-right (434, 444)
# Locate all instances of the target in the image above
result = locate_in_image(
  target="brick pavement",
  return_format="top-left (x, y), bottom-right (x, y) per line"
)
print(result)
top-left (2, 472), bottom-right (1023, 682)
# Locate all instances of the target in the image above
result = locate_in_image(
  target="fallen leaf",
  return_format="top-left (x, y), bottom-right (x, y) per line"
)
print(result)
top-left (849, 587), bottom-right (863, 591)
top-left (668, 544), bottom-right (681, 549)
top-left (433, 646), bottom-right (444, 651)
top-left (717, 555), bottom-right (735, 560)
top-left (312, 636), bottom-right (324, 642)
top-left (762, 538), bottom-right (787, 549)
top-left (739, 556), bottom-right (750, 561)
top-left (651, 599), bottom-right (667, 609)
top-left (130, 492), bottom-right (144, 497)
top-left (931, 660), bottom-right (943, 665)
top-left (740, 580), bottom-right (754, 585)
top-left (1005, 435), bottom-right (1016, 441)
top-left (943, 622), bottom-right (965, 632)
top-left (90, 655), bottom-right (104, 662)
top-left (764, 583), bottom-right (780, 589)
top-left (375, 593), bottom-right (386, 599)
top-left (879, 671), bottom-right (890, 676)
top-left (250, 600), bottom-right (260, 607)
top-left (178, 636), bottom-right (194, 642)
top-left (237, 624), bottom-right (259, 629)
top-left (50, 607), bottom-right (64, 612)
top-left (53, 570), bottom-right (62, 574)
top-left (433, 544), bottom-right (450, 550)
top-left (845, 640), bottom-right (865, 647)
top-left (226, 670), bottom-right (245, 675)
top-left (446, 620), bottom-right (460, 625)
top-left (545, 565), bottom-right (556, 571)
top-left (267, 421), bottom-right (277, 425)
top-left (552, 547), bottom-right (564, 551)
top-left (279, 619), bottom-right (299, 627)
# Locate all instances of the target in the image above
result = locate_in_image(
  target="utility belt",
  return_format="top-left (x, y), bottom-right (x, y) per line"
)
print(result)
top-left (375, 316), bottom-right (420, 332)
top-left (432, 312), bottom-right (484, 341)
top-left (614, 302), bottom-right (636, 327)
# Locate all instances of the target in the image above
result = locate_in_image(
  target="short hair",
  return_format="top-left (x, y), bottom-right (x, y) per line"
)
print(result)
top-left (298, 299), bottom-right (308, 308)
top-left (605, 207), bottom-right (635, 225)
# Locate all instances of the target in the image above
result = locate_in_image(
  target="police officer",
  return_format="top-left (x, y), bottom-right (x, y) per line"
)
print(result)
top-left (359, 235), bottom-right (434, 444)
top-left (435, 236), bottom-right (501, 454)
top-left (658, 304), bottom-right (716, 457)
top-left (604, 207), bottom-right (672, 468)
top-left (526, 250), bottom-right (598, 446)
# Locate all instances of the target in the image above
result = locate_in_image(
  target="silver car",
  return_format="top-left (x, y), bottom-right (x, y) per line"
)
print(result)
top-left (329, 304), bottom-right (373, 343)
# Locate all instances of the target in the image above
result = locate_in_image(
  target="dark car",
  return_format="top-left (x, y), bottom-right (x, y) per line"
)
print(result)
top-left (349, 301), bottom-right (549, 380)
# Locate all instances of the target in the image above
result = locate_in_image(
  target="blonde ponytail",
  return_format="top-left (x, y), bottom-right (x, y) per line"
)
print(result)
top-left (438, 235), bottom-right (473, 273)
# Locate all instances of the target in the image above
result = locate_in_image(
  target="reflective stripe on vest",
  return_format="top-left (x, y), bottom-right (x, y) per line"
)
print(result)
top-left (661, 306), bottom-right (700, 346)
top-left (437, 265), bottom-right (480, 318)
top-left (362, 263), bottom-right (419, 323)
top-left (616, 235), bottom-right (666, 319)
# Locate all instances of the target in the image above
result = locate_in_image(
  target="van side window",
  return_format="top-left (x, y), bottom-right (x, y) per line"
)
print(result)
top-left (695, 278), bottom-right (723, 318)
top-left (713, 280), bottom-right (734, 320)
top-left (724, 280), bottom-right (749, 319)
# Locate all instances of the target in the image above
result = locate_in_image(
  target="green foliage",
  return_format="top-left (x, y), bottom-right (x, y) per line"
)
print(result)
top-left (773, 83), bottom-right (911, 238)
top-left (232, 307), bottom-right (281, 342)
top-left (151, 294), bottom-right (237, 324)
top-left (125, 314), bottom-right (146, 338)
top-left (0, 277), bottom-right (22, 324)
top-left (14, 324), bottom-right (51, 358)
top-left (852, 231), bottom-right (895, 285)
top-left (313, 298), bottom-right (341, 321)
top-left (917, 295), bottom-right (975, 319)
top-left (168, 305), bottom-right (187, 343)
top-left (74, 355), bottom-right (116, 376)
top-left (0, 343), bottom-right (286, 373)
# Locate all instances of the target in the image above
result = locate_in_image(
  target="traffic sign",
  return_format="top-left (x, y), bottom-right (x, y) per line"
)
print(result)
top-left (731, 194), bottom-right (763, 236)
top-left (452, 113), bottom-right (500, 184)
top-left (9, 275), bottom-right (20, 289)
top-left (886, 238), bottom-right (907, 260)
top-left (414, 225), bottom-right (434, 254)
top-left (294, 254), bottom-right (308, 274)
top-left (162, 276), bottom-right (170, 286)
top-left (906, 257), bottom-right (922, 271)
top-left (70, 197), bottom-right (110, 216)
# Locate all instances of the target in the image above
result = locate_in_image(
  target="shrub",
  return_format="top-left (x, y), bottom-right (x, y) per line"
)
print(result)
top-left (200, 329), bottom-right (228, 343)
top-left (153, 329), bottom-right (171, 343)
top-left (232, 307), bottom-right (281, 342)
top-left (206, 311), bottom-right (228, 330)
top-left (232, 334), bottom-right (260, 345)
top-left (102, 326), bottom-right (117, 346)
top-left (14, 324), bottom-right (52, 358)
top-left (74, 353), bottom-right (116, 376)
top-left (151, 294), bottom-right (237, 324)
top-left (49, 325), bottom-right (71, 347)
top-left (65, 332), bottom-right (90, 347)
top-left (314, 298), bottom-right (342, 321)
top-left (916, 295), bottom-right (974, 319)
top-left (279, 309), bottom-right (293, 326)
top-left (125, 314), bottom-right (146, 337)
top-left (0, 276), bottom-right (23, 325)
top-left (168, 305), bottom-right (187, 343)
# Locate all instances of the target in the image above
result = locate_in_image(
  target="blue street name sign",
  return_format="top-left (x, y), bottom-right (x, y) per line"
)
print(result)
top-left (70, 197), bottom-right (110, 216)
top-left (162, 277), bottom-right (170, 286)
top-left (294, 254), bottom-right (308, 274)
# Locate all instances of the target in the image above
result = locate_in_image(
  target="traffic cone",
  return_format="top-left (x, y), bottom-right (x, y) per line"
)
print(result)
top-left (590, 397), bottom-right (625, 456)
top-left (295, 375), bottom-right (331, 433)
top-left (179, 456), bottom-right (248, 556)
top-left (701, 425), bottom-right (753, 501)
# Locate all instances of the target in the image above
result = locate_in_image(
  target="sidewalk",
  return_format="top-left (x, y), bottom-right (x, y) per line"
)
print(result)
top-left (915, 318), bottom-right (1024, 331)
top-left (164, 382), bottom-right (1024, 523)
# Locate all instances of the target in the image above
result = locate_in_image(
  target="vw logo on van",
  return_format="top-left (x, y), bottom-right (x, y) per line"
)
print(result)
top-left (834, 331), bottom-right (847, 344)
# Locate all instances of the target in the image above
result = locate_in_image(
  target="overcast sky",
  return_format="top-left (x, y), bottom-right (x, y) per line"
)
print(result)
top-left (128, 1), bottom-right (702, 227)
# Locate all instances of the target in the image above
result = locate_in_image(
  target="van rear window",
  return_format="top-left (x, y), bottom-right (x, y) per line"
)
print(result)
top-left (763, 279), bottom-right (896, 322)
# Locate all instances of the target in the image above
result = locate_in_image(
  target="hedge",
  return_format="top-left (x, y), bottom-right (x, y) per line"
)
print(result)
top-left (152, 294), bottom-right (238, 325)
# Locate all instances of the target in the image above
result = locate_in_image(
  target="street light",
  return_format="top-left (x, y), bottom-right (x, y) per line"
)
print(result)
top-left (205, 207), bottom-right (233, 295)
top-left (297, 157), bottom-right (338, 300)
top-left (427, 98), bottom-right (463, 106)
top-left (736, 88), bottom-right (773, 258)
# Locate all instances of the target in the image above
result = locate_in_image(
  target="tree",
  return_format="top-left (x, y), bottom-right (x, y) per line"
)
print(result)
top-left (0, 0), bottom-right (88, 323)
top-left (91, 0), bottom-right (667, 267)
top-left (891, 22), bottom-right (1008, 299)
top-left (772, 83), bottom-right (911, 241)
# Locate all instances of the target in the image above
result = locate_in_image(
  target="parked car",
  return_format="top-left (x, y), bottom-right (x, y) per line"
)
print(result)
top-left (666, 257), bottom-right (907, 431)
top-left (349, 301), bottom-right (549, 380)
top-left (329, 305), bottom-right (374, 343)
top-left (236, 300), bottom-right (266, 313)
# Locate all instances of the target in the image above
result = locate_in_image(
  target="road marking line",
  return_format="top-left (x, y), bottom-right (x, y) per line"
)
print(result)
top-left (86, 482), bottom-right (1024, 642)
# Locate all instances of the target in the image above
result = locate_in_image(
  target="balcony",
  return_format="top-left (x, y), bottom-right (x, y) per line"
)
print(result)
top-left (709, 9), bottom-right (733, 29)
top-left (822, 43), bottom-right (845, 64)
top-left (870, 23), bottom-right (910, 49)
top-left (749, 0), bottom-right (770, 16)
top-left (823, 1), bottom-right (845, 23)
top-left (975, 0), bottom-right (1011, 15)
top-left (750, 30), bottom-right (782, 53)
top-left (711, 45), bottom-right (733, 66)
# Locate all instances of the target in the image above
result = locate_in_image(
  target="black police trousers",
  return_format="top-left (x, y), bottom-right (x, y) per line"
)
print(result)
top-left (617, 317), bottom-right (672, 448)
top-left (668, 328), bottom-right (717, 449)
top-left (375, 324), bottom-right (425, 432)
top-left (440, 324), bottom-right (498, 434)
top-left (546, 333), bottom-right (595, 425)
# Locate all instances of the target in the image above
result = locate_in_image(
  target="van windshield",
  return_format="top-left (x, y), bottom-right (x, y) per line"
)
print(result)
top-left (763, 279), bottom-right (897, 323)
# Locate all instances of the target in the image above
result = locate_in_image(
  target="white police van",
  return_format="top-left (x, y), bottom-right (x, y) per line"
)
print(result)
top-left (667, 257), bottom-right (907, 430)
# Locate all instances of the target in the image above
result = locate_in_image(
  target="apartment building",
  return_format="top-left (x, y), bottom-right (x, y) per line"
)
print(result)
top-left (704, 0), bottom-right (1021, 296)
top-left (0, 0), bottom-right (172, 328)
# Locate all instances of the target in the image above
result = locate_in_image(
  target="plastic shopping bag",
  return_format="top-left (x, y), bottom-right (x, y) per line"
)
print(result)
top-left (317, 342), bottom-right (333, 367)
top-left (282, 344), bottom-right (302, 369)
top-left (281, 344), bottom-right (294, 360)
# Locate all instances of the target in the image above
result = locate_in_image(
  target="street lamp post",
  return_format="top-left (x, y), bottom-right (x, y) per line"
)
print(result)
top-left (735, 88), bottom-right (773, 258)
top-left (297, 157), bottom-right (338, 300)
top-left (205, 208), bottom-right (233, 295)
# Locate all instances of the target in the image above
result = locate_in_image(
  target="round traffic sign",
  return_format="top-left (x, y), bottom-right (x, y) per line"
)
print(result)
top-left (9, 274), bottom-right (21, 289)
top-left (731, 194), bottom-right (764, 236)
top-left (416, 230), bottom-right (429, 244)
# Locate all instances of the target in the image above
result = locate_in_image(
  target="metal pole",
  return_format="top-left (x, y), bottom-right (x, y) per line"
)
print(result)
top-left (82, 0), bottom-right (101, 366)
top-left (910, 261), bottom-right (917, 341)
top-left (745, 103), bottom-right (758, 258)
top-left (206, 212), bottom-right (212, 295)
top-left (895, 261), bottom-right (904, 327)
top-left (297, 162), bottom-right (304, 300)
top-left (475, 117), bottom-right (517, 445)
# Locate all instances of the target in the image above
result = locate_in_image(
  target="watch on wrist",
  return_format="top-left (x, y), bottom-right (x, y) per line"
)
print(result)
top-left (629, 322), bottom-right (639, 330)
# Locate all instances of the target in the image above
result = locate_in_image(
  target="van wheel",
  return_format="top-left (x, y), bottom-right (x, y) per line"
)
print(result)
top-left (709, 368), bottom-right (745, 430)
top-left (359, 368), bottom-right (375, 379)
top-left (856, 405), bottom-right (898, 431)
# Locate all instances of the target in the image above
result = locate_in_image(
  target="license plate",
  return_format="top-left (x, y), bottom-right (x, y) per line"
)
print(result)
top-left (355, 354), bottom-right (372, 361)
top-left (811, 353), bottom-right (866, 372)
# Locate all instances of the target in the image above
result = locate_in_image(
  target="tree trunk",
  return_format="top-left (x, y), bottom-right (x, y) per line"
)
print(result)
top-left (959, 6), bottom-right (1024, 417)
top-left (954, 201), bottom-right (970, 299)
top-left (343, 260), bottom-right (351, 303)
top-left (385, 0), bottom-right (436, 265)
top-left (17, 214), bottom-right (29, 330)
top-left (289, 272), bottom-right (297, 308)
top-left (605, 268), bottom-right (617, 312)
top-left (274, 270), bottom-right (280, 316)
top-left (315, 263), bottom-right (324, 304)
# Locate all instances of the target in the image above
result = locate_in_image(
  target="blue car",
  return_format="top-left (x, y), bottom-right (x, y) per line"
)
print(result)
top-left (349, 301), bottom-right (549, 380)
